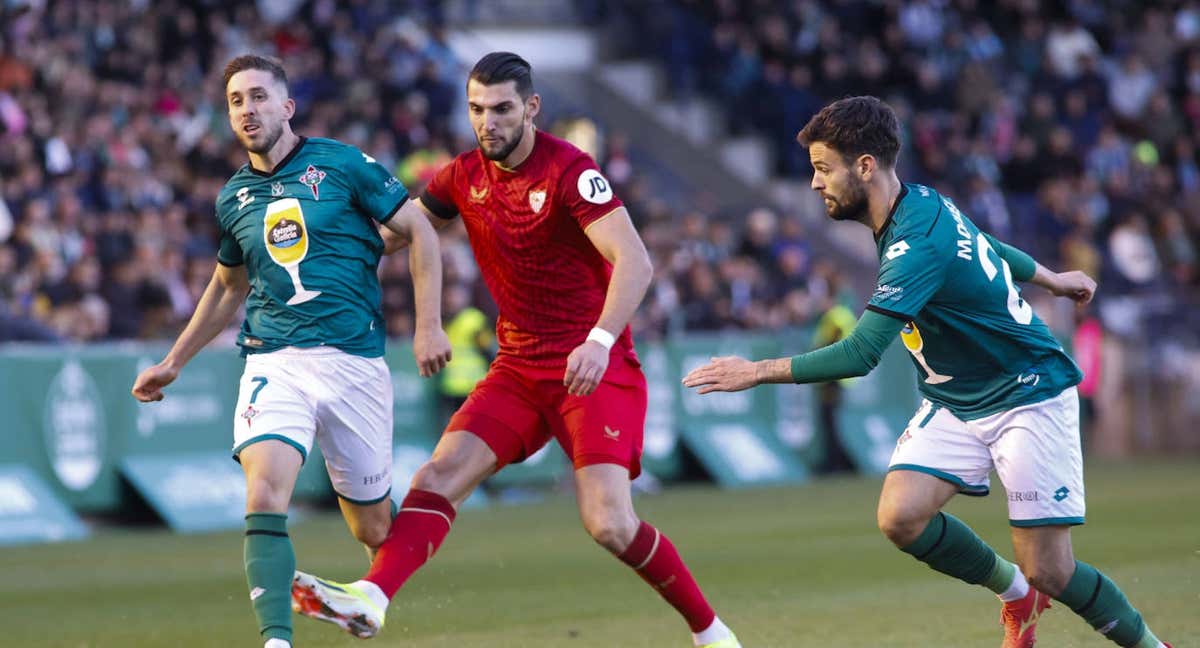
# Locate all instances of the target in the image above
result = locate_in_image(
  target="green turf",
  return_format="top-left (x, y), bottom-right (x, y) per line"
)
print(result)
top-left (1, 459), bottom-right (1195, 647)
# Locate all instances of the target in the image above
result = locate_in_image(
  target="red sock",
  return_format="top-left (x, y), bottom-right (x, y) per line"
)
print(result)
top-left (618, 521), bottom-right (716, 632)
top-left (364, 489), bottom-right (456, 598)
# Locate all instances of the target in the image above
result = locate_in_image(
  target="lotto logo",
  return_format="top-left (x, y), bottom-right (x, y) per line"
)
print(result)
top-left (1053, 486), bottom-right (1070, 502)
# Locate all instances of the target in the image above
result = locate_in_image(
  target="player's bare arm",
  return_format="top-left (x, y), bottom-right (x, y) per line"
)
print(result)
top-left (563, 207), bottom-right (652, 396)
top-left (379, 198), bottom-right (455, 254)
top-left (131, 262), bottom-right (249, 402)
top-left (684, 309), bottom-right (902, 394)
top-left (983, 232), bottom-right (1097, 304)
top-left (383, 199), bottom-right (453, 377)
top-left (1030, 264), bottom-right (1096, 304)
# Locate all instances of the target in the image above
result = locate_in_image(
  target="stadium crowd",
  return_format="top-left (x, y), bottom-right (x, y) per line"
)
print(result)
top-left (621, 0), bottom-right (1200, 318)
top-left (2, 0), bottom-right (1197, 348)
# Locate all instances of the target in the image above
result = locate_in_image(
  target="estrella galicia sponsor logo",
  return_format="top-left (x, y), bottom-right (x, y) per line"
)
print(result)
top-left (43, 360), bottom-right (106, 491)
top-left (268, 218), bottom-right (302, 248)
top-left (873, 284), bottom-right (904, 301)
top-left (1008, 490), bottom-right (1039, 502)
top-left (1053, 486), bottom-right (1070, 502)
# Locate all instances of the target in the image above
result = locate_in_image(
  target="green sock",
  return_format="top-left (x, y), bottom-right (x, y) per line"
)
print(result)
top-left (1055, 560), bottom-right (1161, 648)
top-left (981, 554), bottom-right (1020, 595)
top-left (901, 512), bottom-right (1005, 588)
top-left (245, 513), bottom-right (295, 643)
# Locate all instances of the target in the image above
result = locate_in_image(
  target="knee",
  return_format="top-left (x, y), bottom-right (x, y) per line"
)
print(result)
top-left (245, 477), bottom-right (290, 513)
top-left (582, 510), bottom-right (639, 553)
top-left (410, 457), bottom-right (456, 495)
top-left (877, 506), bottom-right (933, 548)
top-left (350, 518), bottom-right (391, 550)
top-left (1021, 560), bottom-right (1073, 597)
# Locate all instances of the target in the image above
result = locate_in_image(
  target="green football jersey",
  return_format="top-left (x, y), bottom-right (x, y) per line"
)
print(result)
top-left (866, 183), bottom-right (1082, 419)
top-left (215, 137), bottom-right (408, 358)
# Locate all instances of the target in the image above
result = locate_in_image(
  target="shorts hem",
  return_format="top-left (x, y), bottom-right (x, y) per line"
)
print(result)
top-left (574, 453), bottom-right (640, 479)
top-left (888, 464), bottom-right (989, 496)
top-left (1009, 516), bottom-right (1085, 528)
top-left (232, 435), bottom-right (308, 464)
top-left (337, 488), bottom-right (393, 506)
top-left (446, 411), bottom-right (530, 468)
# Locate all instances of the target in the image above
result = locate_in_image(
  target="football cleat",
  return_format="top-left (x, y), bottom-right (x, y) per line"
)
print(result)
top-left (1000, 587), bottom-right (1051, 648)
top-left (291, 570), bottom-right (385, 639)
top-left (699, 634), bottom-right (741, 648)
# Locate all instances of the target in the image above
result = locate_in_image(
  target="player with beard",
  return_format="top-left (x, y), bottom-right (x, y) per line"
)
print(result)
top-left (682, 96), bottom-right (1173, 648)
top-left (290, 52), bottom-right (740, 648)
top-left (131, 54), bottom-right (451, 648)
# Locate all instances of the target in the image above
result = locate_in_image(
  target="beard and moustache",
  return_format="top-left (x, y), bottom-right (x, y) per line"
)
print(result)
top-left (242, 119), bottom-right (285, 155)
top-left (477, 110), bottom-right (526, 162)
top-left (824, 174), bottom-right (871, 223)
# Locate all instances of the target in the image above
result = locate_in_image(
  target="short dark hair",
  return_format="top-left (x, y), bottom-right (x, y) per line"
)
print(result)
top-left (468, 52), bottom-right (533, 98)
top-left (222, 54), bottom-right (288, 90)
top-left (797, 96), bottom-right (901, 168)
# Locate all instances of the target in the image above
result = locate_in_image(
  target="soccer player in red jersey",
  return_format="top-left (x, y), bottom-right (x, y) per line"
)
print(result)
top-left (291, 52), bottom-right (739, 647)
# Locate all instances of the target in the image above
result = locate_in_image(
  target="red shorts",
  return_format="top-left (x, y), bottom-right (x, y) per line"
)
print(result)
top-left (446, 353), bottom-right (647, 477)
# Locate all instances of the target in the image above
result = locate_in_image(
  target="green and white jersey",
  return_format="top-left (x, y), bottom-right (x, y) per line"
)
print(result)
top-left (215, 137), bottom-right (408, 358)
top-left (867, 183), bottom-right (1082, 419)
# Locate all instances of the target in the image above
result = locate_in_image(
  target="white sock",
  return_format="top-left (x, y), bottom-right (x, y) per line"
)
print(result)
top-left (692, 616), bottom-right (733, 646)
top-left (264, 639), bottom-right (291, 648)
top-left (997, 569), bottom-right (1031, 602)
top-left (353, 579), bottom-right (389, 610)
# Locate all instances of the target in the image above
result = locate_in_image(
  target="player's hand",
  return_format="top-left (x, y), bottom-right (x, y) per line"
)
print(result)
top-left (414, 325), bottom-right (452, 377)
top-left (131, 361), bottom-right (179, 402)
top-left (682, 356), bottom-right (760, 394)
top-left (1048, 270), bottom-right (1097, 304)
top-left (564, 340), bottom-right (610, 396)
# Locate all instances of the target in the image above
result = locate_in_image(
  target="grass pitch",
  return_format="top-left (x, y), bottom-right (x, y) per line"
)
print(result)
top-left (1, 459), bottom-right (1195, 647)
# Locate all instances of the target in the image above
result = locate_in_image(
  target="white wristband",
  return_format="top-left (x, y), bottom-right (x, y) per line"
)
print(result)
top-left (586, 327), bottom-right (616, 350)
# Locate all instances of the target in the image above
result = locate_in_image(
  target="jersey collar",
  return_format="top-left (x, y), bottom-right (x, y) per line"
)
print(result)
top-left (874, 183), bottom-right (908, 241)
top-left (248, 136), bottom-right (308, 178)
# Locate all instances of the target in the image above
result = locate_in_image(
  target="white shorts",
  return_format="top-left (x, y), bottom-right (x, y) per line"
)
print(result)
top-left (232, 346), bottom-right (394, 504)
top-left (888, 387), bottom-right (1085, 527)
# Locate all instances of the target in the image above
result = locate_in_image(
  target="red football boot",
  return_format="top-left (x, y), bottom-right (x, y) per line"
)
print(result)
top-left (1000, 587), bottom-right (1052, 648)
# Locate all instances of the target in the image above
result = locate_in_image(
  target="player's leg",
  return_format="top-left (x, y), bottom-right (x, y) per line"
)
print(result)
top-left (574, 464), bottom-right (738, 647)
top-left (335, 497), bottom-right (393, 561)
top-left (232, 356), bottom-right (316, 648)
top-left (293, 361), bottom-right (542, 637)
top-left (880, 403), bottom-right (1033, 608)
top-left (240, 440), bottom-right (304, 648)
top-left (995, 388), bottom-right (1170, 648)
top-left (563, 359), bottom-right (738, 648)
top-left (311, 353), bottom-right (398, 560)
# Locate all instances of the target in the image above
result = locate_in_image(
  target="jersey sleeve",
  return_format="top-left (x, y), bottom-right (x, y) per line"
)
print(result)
top-left (557, 155), bottom-right (623, 229)
top-left (346, 148), bottom-right (409, 224)
top-left (215, 205), bottom-right (244, 267)
top-left (866, 233), bottom-right (948, 320)
top-left (418, 159), bottom-right (460, 220)
top-left (982, 232), bottom-right (1037, 282)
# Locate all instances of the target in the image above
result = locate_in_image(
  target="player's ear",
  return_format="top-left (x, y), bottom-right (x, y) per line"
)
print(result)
top-left (525, 93), bottom-right (540, 123)
top-left (282, 96), bottom-right (296, 120)
top-left (858, 154), bottom-right (876, 181)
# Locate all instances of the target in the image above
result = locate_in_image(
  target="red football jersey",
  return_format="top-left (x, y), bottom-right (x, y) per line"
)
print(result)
top-left (421, 131), bottom-right (635, 367)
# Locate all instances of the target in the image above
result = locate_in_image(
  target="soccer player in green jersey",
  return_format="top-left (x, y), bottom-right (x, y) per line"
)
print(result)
top-left (683, 97), bottom-right (1172, 648)
top-left (131, 55), bottom-right (452, 648)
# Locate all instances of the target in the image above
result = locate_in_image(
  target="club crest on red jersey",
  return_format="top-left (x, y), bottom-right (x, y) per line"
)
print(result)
top-left (298, 165), bottom-right (326, 200)
top-left (528, 188), bottom-right (546, 213)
